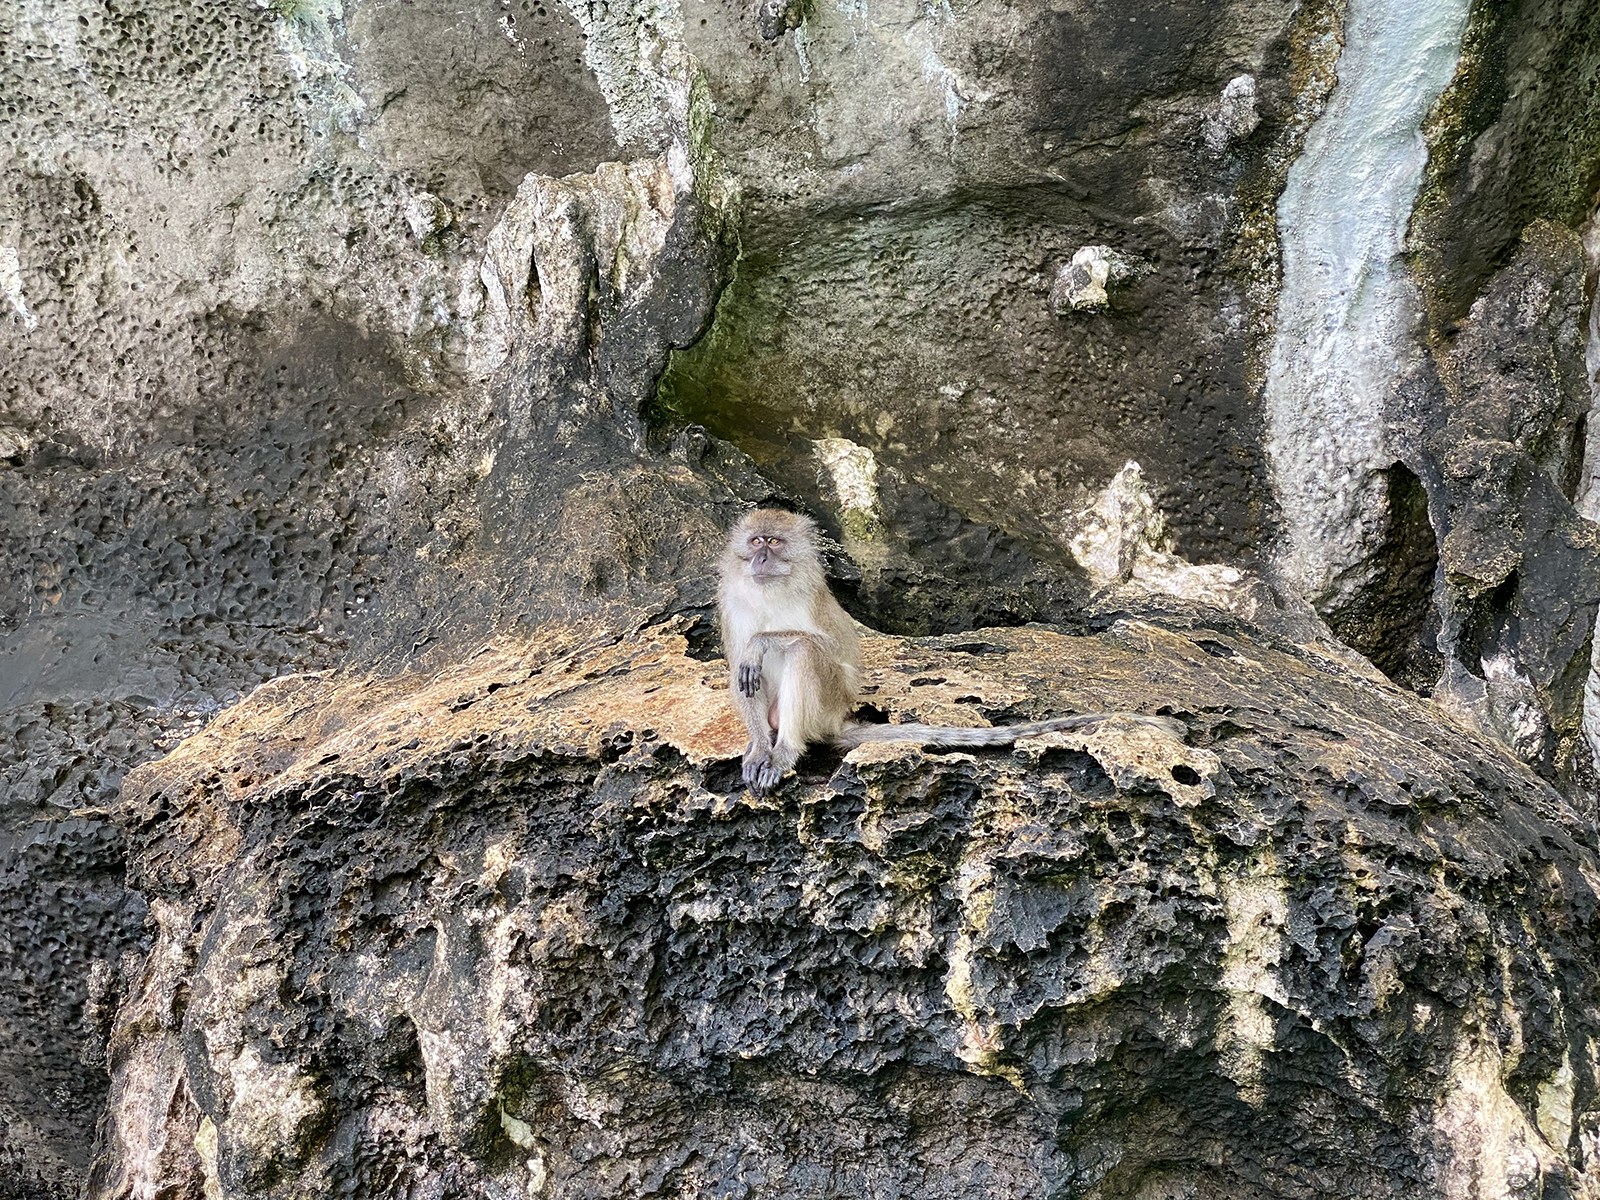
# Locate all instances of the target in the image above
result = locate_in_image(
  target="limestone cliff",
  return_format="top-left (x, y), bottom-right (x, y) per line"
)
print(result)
top-left (4, 0), bottom-right (1600, 1196)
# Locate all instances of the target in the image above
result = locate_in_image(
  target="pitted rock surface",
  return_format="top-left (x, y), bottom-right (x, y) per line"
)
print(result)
top-left (94, 620), bottom-right (1600, 1199)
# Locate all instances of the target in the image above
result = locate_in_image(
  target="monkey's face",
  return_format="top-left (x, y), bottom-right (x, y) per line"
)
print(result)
top-left (743, 529), bottom-right (794, 581)
top-left (729, 510), bottom-right (814, 584)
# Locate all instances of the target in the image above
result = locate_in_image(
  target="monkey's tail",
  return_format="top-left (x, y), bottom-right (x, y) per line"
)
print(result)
top-left (834, 712), bottom-right (1182, 750)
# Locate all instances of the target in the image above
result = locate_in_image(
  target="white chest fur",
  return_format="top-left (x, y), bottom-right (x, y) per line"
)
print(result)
top-left (722, 578), bottom-right (824, 650)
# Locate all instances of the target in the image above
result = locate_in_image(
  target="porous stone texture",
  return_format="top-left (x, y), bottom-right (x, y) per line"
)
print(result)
top-left (1427, 222), bottom-right (1600, 791)
top-left (1, 0), bottom-right (736, 1187)
top-left (4, 0), bottom-right (1600, 1194)
top-left (96, 620), bottom-right (1600, 1199)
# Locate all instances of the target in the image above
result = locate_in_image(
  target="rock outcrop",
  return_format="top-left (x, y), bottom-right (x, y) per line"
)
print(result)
top-left (95, 620), bottom-right (1600, 1199)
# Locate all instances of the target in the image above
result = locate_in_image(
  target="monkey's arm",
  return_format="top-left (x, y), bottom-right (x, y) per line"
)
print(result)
top-left (744, 629), bottom-right (847, 656)
top-left (727, 649), bottom-right (775, 732)
top-left (736, 630), bottom-right (847, 697)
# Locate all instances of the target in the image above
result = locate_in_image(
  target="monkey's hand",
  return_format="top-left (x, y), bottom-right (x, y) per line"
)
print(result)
top-left (737, 660), bottom-right (763, 697)
top-left (754, 759), bottom-right (786, 794)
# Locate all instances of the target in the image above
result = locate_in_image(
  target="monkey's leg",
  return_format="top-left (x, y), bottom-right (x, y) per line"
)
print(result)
top-left (753, 638), bottom-right (848, 794)
top-left (732, 650), bottom-right (777, 788)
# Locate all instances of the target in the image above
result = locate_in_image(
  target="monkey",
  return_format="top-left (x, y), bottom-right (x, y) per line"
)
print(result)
top-left (718, 508), bottom-right (1178, 794)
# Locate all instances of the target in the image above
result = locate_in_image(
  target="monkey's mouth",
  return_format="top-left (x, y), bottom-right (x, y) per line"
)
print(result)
top-left (749, 565), bottom-right (792, 581)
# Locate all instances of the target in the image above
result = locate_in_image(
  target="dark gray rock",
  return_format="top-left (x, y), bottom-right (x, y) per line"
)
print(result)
top-left (89, 619), bottom-right (1600, 1199)
top-left (1424, 223), bottom-right (1600, 792)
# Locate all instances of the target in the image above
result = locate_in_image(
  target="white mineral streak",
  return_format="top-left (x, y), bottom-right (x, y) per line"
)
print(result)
top-left (914, 42), bottom-right (988, 149)
top-left (193, 1116), bottom-right (224, 1200)
top-left (19, 0), bottom-right (86, 70)
top-left (87, 900), bottom-right (206, 1196)
top-left (1262, 0), bottom-right (1470, 610)
top-left (558, 0), bottom-right (692, 150)
top-left (944, 857), bottom-right (1026, 1090)
top-left (222, 1047), bottom-right (322, 1168)
top-left (794, 15), bottom-right (814, 83)
top-left (814, 437), bottom-right (883, 525)
top-left (1575, 215), bottom-right (1600, 521)
top-left (1584, 636), bottom-right (1600, 798)
top-left (527, 1153), bottom-right (550, 1195)
top-left (1572, 214), bottom-right (1600, 786)
top-left (1535, 1051), bottom-right (1576, 1151)
top-left (0, 246), bottom-right (37, 331)
top-left (1426, 1039), bottom-right (1571, 1196)
top-left (1217, 873), bottom-right (1289, 1105)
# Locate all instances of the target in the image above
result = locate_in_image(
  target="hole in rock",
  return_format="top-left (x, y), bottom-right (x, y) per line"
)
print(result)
top-left (1458, 572), bottom-right (1519, 681)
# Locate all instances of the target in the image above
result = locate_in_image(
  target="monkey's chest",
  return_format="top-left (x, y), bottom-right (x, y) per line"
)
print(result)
top-left (741, 589), bottom-right (816, 633)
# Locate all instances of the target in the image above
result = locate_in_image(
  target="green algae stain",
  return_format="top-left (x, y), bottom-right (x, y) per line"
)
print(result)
top-left (1409, 0), bottom-right (1600, 333)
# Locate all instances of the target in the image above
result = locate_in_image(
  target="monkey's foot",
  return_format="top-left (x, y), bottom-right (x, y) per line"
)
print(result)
top-left (747, 744), bottom-right (798, 795)
top-left (742, 749), bottom-right (772, 790)
top-left (737, 662), bottom-right (763, 697)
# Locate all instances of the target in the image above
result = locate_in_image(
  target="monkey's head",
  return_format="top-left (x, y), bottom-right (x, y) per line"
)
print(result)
top-left (725, 508), bottom-right (819, 584)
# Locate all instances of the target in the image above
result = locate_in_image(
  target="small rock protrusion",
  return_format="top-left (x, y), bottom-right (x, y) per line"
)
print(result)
top-left (754, 0), bottom-right (805, 39)
top-left (1204, 74), bottom-right (1259, 153)
top-left (404, 191), bottom-right (454, 242)
top-left (0, 425), bottom-right (30, 462)
top-left (1050, 246), bottom-right (1142, 313)
top-left (671, 424), bottom-right (710, 464)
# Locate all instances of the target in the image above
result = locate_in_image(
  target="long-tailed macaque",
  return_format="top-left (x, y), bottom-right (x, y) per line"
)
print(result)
top-left (718, 508), bottom-right (1174, 794)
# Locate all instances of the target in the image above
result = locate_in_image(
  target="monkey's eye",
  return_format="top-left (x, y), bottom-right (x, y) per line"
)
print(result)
top-left (768, 537), bottom-right (784, 547)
